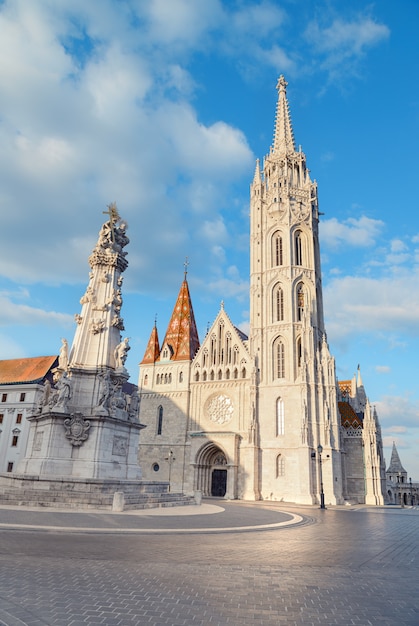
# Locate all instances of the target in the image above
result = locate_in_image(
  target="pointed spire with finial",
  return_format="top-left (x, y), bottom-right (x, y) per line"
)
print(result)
top-left (160, 265), bottom-right (200, 361)
top-left (272, 75), bottom-right (295, 156)
top-left (140, 317), bottom-right (160, 364)
top-left (252, 158), bottom-right (262, 185)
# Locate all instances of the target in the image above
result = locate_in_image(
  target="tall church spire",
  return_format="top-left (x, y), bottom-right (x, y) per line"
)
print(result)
top-left (161, 274), bottom-right (200, 361)
top-left (272, 75), bottom-right (295, 155)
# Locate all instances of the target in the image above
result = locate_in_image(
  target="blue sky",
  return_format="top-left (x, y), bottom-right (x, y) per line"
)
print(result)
top-left (0, 0), bottom-right (418, 479)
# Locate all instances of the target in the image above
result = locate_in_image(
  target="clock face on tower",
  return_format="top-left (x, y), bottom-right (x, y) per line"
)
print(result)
top-left (205, 394), bottom-right (234, 425)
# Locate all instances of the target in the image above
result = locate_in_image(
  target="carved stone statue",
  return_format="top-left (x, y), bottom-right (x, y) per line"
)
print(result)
top-left (97, 370), bottom-right (112, 410)
top-left (129, 390), bottom-right (140, 418)
top-left (39, 379), bottom-right (52, 412)
top-left (114, 337), bottom-right (130, 368)
top-left (59, 338), bottom-right (69, 370)
top-left (53, 372), bottom-right (72, 410)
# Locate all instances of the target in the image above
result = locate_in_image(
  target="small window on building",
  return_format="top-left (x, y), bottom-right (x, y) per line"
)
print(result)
top-left (152, 463), bottom-right (160, 472)
top-left (12, 435), bottom-right (19, 447)
top-left (16, 414), bottom-right (23, 424)
top-left (7, 462), bottom-right (13, 472)
top-left (1, 394), bottom-right (7, 403)
top-left (157, 406), bottom-right (163, 436)
top-left (143, 374), bottom-right (148, 386)
top-left (20, 393), bottom-right (26, 402)
top-left (179, 371), bottom-right (183, 383)
top-left (276, 454), bottom-right (285, 477)
top-left (0, 414), bottom-right (3, 424)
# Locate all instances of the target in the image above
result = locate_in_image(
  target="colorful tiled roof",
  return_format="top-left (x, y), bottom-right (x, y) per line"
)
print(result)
top-left (338, 380), bottom-right (352, 396)
top-left (338, 401), bottom-right (363, 429)
top-left (141, 324), bottom-right (160, 365)
top-left (0, 355), bottom-right (58, 384)
top-left (161, 278), bottom-right (200, 361)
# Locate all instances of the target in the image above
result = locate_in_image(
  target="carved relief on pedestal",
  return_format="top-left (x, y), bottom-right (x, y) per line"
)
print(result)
top-left (64, 413), bottom-right (90, 447)
top-left (33, 431), bottom-right (43, 452)
top-left (112, 435), bottom-right (128, 457)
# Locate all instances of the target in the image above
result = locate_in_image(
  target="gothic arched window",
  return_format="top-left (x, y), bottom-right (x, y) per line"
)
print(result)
top-left (273, 339), bottom-right (285, 379)
top-left (276, 454), bottom-right (285, 477)
top-left (273, 285), bottom-right (284, 322)
top-left (296, 283), bottom-right (305, 322)
top-left (295, 230), bottom-right (303, 266)
top-left (157, 406), bottom-right (163, 435)
top-left (272, 232), bottom-right (283, 267)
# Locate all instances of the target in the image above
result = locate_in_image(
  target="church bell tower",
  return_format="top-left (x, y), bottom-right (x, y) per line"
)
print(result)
top-left (250, 76), bottom-right (343, 504)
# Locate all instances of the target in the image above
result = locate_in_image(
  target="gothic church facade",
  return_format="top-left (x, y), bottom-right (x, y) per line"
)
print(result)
top-left (137, 77), bottom-right (386, 506)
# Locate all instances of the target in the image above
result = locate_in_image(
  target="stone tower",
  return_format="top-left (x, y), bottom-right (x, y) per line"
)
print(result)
top-left (249, 75), bottom-right (343, 504)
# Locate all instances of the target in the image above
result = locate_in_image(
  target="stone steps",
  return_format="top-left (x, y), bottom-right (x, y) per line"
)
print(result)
top-left (0, 475), bottom-right (195, 510)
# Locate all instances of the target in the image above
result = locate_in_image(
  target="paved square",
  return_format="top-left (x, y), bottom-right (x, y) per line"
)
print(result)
top-left (0, 502), bottom-right (418, 625)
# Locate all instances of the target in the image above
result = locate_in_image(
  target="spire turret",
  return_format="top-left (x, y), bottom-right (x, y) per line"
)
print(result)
top-left (387, 442), bottom-right (407, 475)
top-left (272, 75), bottom-right (295, 155)
top-left (161, 275), bottom-right (200, 361)
top-left (141, 322), bottom-right (160, 365)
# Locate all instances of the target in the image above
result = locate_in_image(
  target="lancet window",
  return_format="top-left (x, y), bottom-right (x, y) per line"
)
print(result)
top-left (273, 339), bottom-right (285, 379)
top-left (296, 283), bottom-right (305, 322)
top-left (295, 230), bottom-right (303, 266)
top-left (276, 454), bottom-right (285, 477)
top-left (273, 285), bottom-right (284, 322)
top-left (272, 232), bottom-right (283, 266)
top-left (157, 406), bottom-right (163, 435)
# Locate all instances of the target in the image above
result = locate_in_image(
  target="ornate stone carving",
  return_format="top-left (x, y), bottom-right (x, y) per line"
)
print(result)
top-left (205, 394), bottom-right (234, 425)
top-left (64, 413), bottom-right (90, 447)
top-left (90, 318), bottom-right (105, 334)
top-left (112, 435), bottom-right (128, 457)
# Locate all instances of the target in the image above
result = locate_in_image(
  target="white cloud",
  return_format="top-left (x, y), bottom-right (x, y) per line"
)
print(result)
top-left (324, 272), bottom-right (419, 343)
top-left (308, 17), bottom-right (390, 54)
top-left (320, 215), bottom-right (384, 249)
top-left (0, 294), bottom-right (73, 327)
top-left (375, 365), bottom-right (390, 374)
top-left (305, 14), bottom-right (390, 81)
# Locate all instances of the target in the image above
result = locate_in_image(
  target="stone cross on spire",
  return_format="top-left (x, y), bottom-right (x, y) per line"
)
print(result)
top-left (102, 202), bottom-right (121, 243)
top-left (272, 75), bottom-right (296, 155)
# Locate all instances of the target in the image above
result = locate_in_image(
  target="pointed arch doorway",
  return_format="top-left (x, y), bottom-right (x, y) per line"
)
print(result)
top-left (195, 443), bottom-right (229, 498)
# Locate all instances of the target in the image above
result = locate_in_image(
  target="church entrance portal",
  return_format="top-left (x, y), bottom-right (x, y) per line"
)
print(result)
top-left (195, 443), bottom-right (229, 498)
top-left (211, 469), bottom-right (227, 497)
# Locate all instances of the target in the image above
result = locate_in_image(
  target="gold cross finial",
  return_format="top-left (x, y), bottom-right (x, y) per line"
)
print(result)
top-left (184, 256), bottom-right (189, 279)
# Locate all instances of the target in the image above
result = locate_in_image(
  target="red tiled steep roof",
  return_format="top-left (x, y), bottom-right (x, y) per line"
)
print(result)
top-left (0, 355), bottom-right (57, 384)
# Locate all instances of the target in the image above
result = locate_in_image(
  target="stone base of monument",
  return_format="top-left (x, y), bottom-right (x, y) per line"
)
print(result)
top-left (0, 474), bottom-right (194, 511)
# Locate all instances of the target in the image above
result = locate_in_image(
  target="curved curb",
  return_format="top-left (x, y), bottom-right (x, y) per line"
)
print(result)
top-left (0, 511), bottom-right (305, 534)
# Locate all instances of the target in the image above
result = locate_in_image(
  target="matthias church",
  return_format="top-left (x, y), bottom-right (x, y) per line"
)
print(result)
top-left (137, 77), bottom-right (386, 506)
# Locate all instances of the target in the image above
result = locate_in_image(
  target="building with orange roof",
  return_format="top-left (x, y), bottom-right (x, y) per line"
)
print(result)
top-left (0, 355), bottom-right (57, 473)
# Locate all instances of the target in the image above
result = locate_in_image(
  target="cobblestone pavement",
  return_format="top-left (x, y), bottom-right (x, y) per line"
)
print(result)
top-left (0, 502), bottom-right (418, 625)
